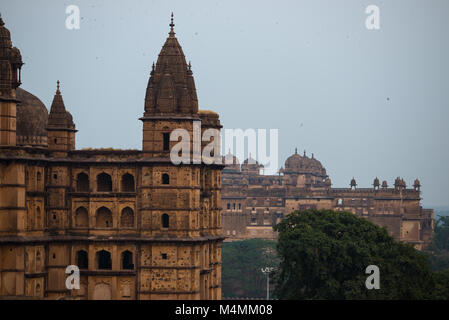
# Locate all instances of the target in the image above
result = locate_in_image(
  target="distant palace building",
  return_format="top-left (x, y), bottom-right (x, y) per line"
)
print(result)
top-left (0, 15), bottom-right (223, 299)
top-left (222, 149), bottom-right (433, 250)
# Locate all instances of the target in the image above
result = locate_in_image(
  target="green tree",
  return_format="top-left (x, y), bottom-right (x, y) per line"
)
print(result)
top-left (273, 209), bottom-right (439, 300)
top-left (222, 239), bottom-right (279, 298)
top-left (431, 215), bottom-right (449, 251)
top-left (425, 215), bottom-right (449, 271)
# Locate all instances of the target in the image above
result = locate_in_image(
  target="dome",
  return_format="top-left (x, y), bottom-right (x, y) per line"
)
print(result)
top-left (283, 148), bottom-right (326, 177)
top-left (16, 87), bottom-right (48, 146)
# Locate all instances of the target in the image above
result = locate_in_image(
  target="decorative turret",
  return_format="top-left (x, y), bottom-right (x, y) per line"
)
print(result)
top-left (0, 15), bottom-right (23, 96)
top-left (414, 178), bottom-right (421, 191)
top-left (47, 81), bottom-right (76, 152)
top-left (394, 177), bottom-right (406, 191)
top-left (350, 177), bottom-right (357, 190)
top-left (381, 180), bottom-right (388, 189)
top-left (373, 177), bottom-right (380, 190)
top-left (0, 15), bottom-right (23, 146)
top-left (325, 177), bottom-right (332, 189)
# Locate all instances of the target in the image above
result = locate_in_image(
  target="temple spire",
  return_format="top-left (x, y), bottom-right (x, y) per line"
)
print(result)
top-left (56, 80), bottom-right (60, 94)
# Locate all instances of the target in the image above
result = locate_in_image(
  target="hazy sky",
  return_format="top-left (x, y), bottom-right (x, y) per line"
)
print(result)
top-left (2, 0), bottom-right (449, 207)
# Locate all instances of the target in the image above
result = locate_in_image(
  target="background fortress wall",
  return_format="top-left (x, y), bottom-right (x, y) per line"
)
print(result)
top-left (221, 151), bottom-right (433, 250)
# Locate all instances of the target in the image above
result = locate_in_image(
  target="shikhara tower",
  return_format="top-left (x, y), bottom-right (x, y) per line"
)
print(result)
top-left (0, 14), bottom-right (224, 299)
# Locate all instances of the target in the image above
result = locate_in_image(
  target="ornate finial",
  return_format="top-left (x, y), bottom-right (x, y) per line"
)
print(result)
top-left (0, 13), bottom-right (4, 27)
top-left (303, 150), bottom-right (306, 157)
top-left (152, 62), bottom-right (155, 71)
top-left (56, 80), bottom-right (60, 94)
top-left (169, 12), bottom-right (175, 35)
top-left (188, 61), bottom-right (191, 71)
top-left (312, 153), bottom-right (314, 159)
top-left (295, 147), bottom-right (297, 154)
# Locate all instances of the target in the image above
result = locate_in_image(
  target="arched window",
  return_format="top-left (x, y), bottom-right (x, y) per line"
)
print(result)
top-left (163, 132), bottom-right (170, 151)
top-left (76, 172), bottom-right (89, 192)
top-left (162, 173), bottom-right (170, 185)
top-left (337, 198), bottom-right (343, 206)
top-left (37, 171), bottom-right (41, 182)
top-left (121, 250), bottom-right (134, 270)
top-left (162, 214), bottom-right (169, 228)
top-left (97, 173), bottom-right (112, 192)
top-left (75, 207), bottom-right (89, 228)
top-left (96, 250), bottom-right (112, 270)
top-left (121, 173), bottom-right (135, 192)
top-left (120, 207), bottom-right (134, 228)
top-left (96, 207), bottom-right (113, 228)
top-left (76, 250), bottom-right (88, 269)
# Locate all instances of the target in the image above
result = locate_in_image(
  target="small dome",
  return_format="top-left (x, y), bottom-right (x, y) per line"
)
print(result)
top-left (16, 88), bottom-right (48, 146)
top-left (10, 46), bottom-right (21, 63)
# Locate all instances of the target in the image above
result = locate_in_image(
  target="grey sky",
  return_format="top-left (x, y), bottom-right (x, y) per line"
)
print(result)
top-left (2, 0), bottom-right (449, 206)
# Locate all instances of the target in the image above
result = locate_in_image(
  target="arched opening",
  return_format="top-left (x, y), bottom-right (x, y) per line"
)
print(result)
top-left (96, 250), bottom-right (112, 270)
top-left (162, 173), bottom-right (170, 185)
top-left (337, 198), bottom-right (343, 206)
top-left (96, 207), bottom-right (113, 228)
top-left (162, 213), bottom-right (169, 228)
top-left (97, 173), bottom-right (112, 192)
top-left (75, 207), bottom-right (89, 228)
top-left (121, 250), bottom-right (134, 270)
top-left (121, 173), bottom-right (135, 192)
top-left (120, 207), bottom-right (134, 228)
top-left (76, 250), bottom-right (88, 269)
top-left (163, 132), bottom-right (170, 151)
top-left (37, 171), bottom-right (41, 182)
top-left (76, 172), bottom-right (89, 192)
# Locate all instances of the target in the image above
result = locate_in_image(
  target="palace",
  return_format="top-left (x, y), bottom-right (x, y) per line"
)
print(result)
top-left (221, 150), bottom-right (434, 250)
top-left (0, 15), bottom-right (224, 299)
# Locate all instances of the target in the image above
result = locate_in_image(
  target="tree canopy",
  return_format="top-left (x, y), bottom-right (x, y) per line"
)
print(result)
top-left (273, 209), bottom-right (446, 300)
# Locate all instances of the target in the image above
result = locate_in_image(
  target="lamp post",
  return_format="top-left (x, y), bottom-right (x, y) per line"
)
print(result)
top-left (261, 267), bottom-right (274, 300)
